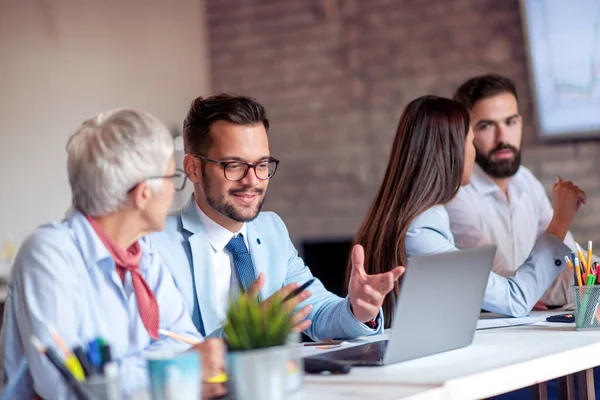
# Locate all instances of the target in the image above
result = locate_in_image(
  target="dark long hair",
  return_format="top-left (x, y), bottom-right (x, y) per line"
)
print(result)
top-left (345, 95), bottom-right (470, 327)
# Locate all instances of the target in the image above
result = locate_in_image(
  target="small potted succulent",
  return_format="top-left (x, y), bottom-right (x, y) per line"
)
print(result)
top-left (224, 294), bottom-right (294, 400)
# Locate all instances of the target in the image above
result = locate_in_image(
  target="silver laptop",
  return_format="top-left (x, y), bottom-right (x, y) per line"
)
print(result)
top-left (306, 245), bottom-right (496, 366)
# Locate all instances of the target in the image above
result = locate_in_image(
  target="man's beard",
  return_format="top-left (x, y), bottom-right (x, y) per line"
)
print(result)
top-left (202, 168), bottom-right (265, 222)
top-left (475, 142), bottom-right (521, 178)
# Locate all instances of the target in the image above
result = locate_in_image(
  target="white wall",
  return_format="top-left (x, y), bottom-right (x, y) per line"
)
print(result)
top-left (0, 0), bottom-right (210, 244)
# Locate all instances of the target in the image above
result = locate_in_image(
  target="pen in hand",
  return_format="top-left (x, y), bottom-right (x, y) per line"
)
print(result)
top-left (284, 278), bottom-right (315, 302)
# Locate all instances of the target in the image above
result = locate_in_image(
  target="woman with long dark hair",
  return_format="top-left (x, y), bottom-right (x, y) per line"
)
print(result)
top-left (347, 95), bottom-right (585, 328)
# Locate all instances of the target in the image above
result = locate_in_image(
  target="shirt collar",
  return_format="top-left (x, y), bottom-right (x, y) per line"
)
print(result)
top-left (469, 164), bottom-right (500, 196)
top-left (194, 202), bottom-right (247, 252)
top-left (68, 210), bottom-right (150, 271)
top-left (69, 210), bottom-right (112, 264)
top-left (469, 163), bottom-right (525, 201)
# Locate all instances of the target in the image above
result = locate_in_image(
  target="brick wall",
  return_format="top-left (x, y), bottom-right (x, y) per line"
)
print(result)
top-left (205, 0), bottom-right (600, 245)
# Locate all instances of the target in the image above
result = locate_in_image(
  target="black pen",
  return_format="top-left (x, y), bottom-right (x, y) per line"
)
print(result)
top-left (100, 343), bottom-right (112, 371)
top-left (31, 337), bottom-right (94, 400)
top-left (284, 278), bottom-right (315, 302)
top-left (72, 346), bottom-right (94, 378)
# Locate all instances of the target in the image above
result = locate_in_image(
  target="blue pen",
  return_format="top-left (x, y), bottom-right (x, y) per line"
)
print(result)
top-left (86, 339), bottom-right (103, 374)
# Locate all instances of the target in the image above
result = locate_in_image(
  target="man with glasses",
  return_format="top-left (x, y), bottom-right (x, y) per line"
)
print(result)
top-left (152, 94), bottom-right (404, 339)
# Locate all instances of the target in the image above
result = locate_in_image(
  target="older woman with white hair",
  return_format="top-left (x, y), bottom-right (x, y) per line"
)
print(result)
top-left (0, 109), bottom-right (223, 398)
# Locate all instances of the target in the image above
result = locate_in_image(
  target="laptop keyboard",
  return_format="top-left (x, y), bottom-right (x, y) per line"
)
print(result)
top-left (308, 340), bottom-right (389, 366)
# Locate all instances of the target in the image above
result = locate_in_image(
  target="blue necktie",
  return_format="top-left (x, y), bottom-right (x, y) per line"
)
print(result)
top-left (225, 234), bottom-right (256, 292)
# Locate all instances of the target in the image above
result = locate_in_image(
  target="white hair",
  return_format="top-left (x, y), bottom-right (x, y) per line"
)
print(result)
top-left (66, 109), bottom-right (174, 216)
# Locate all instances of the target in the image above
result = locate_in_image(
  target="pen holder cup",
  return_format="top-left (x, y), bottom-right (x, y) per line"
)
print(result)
top-left (572, 285), bottom-right (600, 330)
top-left (80, 374), bottom-right (118, 400)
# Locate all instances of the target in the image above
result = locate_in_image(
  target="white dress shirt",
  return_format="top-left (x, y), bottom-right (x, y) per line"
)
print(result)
top-left (445, 164), bottom-right (581, 306)
top-left (194, 203), bottom-right (248, 325)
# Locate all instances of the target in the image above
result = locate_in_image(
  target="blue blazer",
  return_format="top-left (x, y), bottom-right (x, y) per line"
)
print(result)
top-left (151, 195), bottom-right (381, 340)
top-left (406, 206), bottom-right (571, 316)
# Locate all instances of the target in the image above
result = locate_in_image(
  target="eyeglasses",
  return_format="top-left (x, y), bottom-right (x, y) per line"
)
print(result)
top-left (127, 168), bottom-right (188, 193)
top-left (194, 155), bottom-right (279, 181)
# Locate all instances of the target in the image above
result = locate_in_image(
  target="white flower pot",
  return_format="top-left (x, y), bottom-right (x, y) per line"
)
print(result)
top-left (227, 345), bottom-right (292, 400)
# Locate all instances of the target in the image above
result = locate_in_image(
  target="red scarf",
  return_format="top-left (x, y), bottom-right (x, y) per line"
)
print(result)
top-left (87, 216), bottom-right (160, 339)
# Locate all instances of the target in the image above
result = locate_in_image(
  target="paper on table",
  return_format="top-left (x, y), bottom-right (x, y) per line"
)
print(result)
top-left (476, 316), bottom-right (547, 330)
top-left (300, 341), bottom-right (350, 358)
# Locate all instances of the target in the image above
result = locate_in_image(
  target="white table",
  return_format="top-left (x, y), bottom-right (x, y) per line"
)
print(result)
top-left (291, 311), bottom-right (600, 400)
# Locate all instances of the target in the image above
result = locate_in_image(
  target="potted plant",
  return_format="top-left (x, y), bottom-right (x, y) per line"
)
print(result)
top-left (224, 293), bottom-right (294, 400)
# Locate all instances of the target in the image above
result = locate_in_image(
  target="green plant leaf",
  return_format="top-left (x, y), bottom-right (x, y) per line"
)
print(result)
top-left (224, 292), bottom-right (293, 351)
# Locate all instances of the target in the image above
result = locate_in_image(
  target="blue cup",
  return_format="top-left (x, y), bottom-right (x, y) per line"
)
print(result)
top-left (147, 351), bottom-right (201, 400)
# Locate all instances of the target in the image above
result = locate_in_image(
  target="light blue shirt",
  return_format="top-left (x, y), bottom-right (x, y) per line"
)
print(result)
top-left (405, 205), bottom-right (571, 317)
top-left (151, 195), bottom-right (382, 340)
top-left (0, 211), bottom-right (202, 399)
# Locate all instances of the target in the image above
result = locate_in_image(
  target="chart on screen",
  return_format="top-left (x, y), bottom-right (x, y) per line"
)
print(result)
top-left (522, 0), bottom-right (600, 138)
